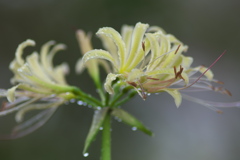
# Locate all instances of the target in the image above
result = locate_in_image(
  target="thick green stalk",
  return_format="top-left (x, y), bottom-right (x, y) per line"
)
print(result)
top-left (101, 112), bottom-right (111, 160)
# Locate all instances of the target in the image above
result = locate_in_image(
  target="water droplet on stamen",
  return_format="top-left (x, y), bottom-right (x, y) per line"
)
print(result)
top-left (83, 153), bottom-right (89, 157)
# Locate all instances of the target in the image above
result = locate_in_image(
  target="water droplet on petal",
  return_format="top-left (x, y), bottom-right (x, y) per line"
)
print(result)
top-left (83, 153), bottom-right (89, 157)
top-left (132, 127), bottom-right (137, 131)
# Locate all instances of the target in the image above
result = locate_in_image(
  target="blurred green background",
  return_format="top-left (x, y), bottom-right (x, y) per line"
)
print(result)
top-left (1, 0), bottom-right (240, 160)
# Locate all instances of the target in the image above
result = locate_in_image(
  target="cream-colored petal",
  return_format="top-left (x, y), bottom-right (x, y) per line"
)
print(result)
top-left (181, 56), bottom-right (193, 69)
top-left (124, 23), bottom-right (149, 71)
top-left (147, 32), bottom-right (171, 71)
top-left (53, 63), bottom-right (69, 84)
top-left (7, 85), bottom-right (19, 102)
top-left (26, 52), bottom-right (52, 83)
top-left (190, 66), bottom-right (214, 80)
top-left (127, 38), bottom-right (151, 71)
top-left (147, 26), bottom-right (166, 34)
top-left (161, 89), bottom-right (182, 107)
top-left (121, 25), bottom-right (134, 53)
top-left (97, 30), bottom-right (118, 62)
top-left (47, 43), bottom-right (67, 73)
top-left (199, 66), bottom-right (214, 80)
top-left (97, 27), bottom-right (126, 69)
top-left (76, 30), bottom-right (93, 54)
top-left (40, 40), bottom-right (55, 73)
top-left (145, 33), bottom-right (161, 70)
top-left (79, 49), bottom-right (115, 73)
top-left (17, 83), bottom-right (51, 95)
top-left (104, 73), bottom-right (122, 94)
top-left (164, 45), bottom-right (188, 68)
top-left (147, 68), bottom-right (175, 77)
top-left (16, 39), bottom-right (35, 66)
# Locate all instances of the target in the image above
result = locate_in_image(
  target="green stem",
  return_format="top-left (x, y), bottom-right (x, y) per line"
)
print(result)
top-left (72, 87), bottom-right (102, 107)
top-left (112, 90), bottom-right (137, 107)
top-left (94, 78), bottom-right (106, 105)
top-left (110, 86), bottom-right (135, 107)
top-left (101, 112), bottom-right (111, 160)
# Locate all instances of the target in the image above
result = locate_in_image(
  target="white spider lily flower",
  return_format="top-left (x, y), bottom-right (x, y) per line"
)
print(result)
top-left (0, 40), bottom-right (76, 138)
top-left (78, 22), bottom-right (230, 108)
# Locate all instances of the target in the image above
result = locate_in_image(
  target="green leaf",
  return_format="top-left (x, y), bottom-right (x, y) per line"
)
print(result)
top-left (111, 108), bottom-right (153, 136)
top-left (83, 107), bottom-right (109, 155)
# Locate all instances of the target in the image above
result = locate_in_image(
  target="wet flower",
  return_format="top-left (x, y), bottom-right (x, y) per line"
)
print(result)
top-left (0, 39), bottom-right (76, 138)
top-left (79, 22), bottom-right (231, 108)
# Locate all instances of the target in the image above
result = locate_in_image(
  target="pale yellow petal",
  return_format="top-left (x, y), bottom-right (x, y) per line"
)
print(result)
top-left (40, 40), bottom-right (55, 73)
top-left (79, 49), bottom-right (115, 73)
top-left (53, 63), bottom-right (69, 84)
top-left (199, 67), bottom-right (214, 80)
top-left (16, 39), bottom-right (35, 66)
top-left (121, 25), bottom-right (134, 53)
top-left (97, 27), bottom-right (126, 69)
top-left (7, 85), bottom-right (19, 102)
top-left (124, 23), bottom-right (149, 71)
top-left (147, 68), bottom-right (175, 77)
top-left (181, 56), bottom-right (193, 69)
top-left (161, 89), bottom-right (182, 107)
top-left (47, 43), bottom-right (67, 72)
top-left (147, 26), bottom-right (166, 34)
top-left (104, 73), bottom-right (122, 94)
top-left (145, 33), bottom-right (160, 70)
top-left (26, 52), bottom-right (52, 83)
top-left (97, 30), bottom-right (118, 61)
top-left (76, 30), bottom-right (93, 54)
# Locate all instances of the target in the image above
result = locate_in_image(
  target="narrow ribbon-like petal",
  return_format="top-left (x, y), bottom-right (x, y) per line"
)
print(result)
top-left (97, 27), bottom-right (126, 69)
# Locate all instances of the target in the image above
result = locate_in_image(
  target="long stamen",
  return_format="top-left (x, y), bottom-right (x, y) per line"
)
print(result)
top-left (174, 45), bottom-right (181, 54)
top-left (183, 50), bottom-right (226, 90)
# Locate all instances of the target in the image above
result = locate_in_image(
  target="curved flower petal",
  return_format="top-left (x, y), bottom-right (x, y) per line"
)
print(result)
top-left (79, 49), bottom-right (115, 73)
top-left (161, 89), bottom-right (182, 107)
top-left (16, 39), bottom-right (35, 66)
top-left (124, 23), bottom-right (149, 72)
top-left (104, 73), bottom-right (122, 94)
top-left (97, 27), bottom-right (126, 69)
top-left (7, 85), bottom-right (19, 102)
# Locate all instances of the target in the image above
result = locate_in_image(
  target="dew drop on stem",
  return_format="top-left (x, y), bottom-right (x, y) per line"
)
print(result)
top-left (83, 153), bottom-right (89, 157)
